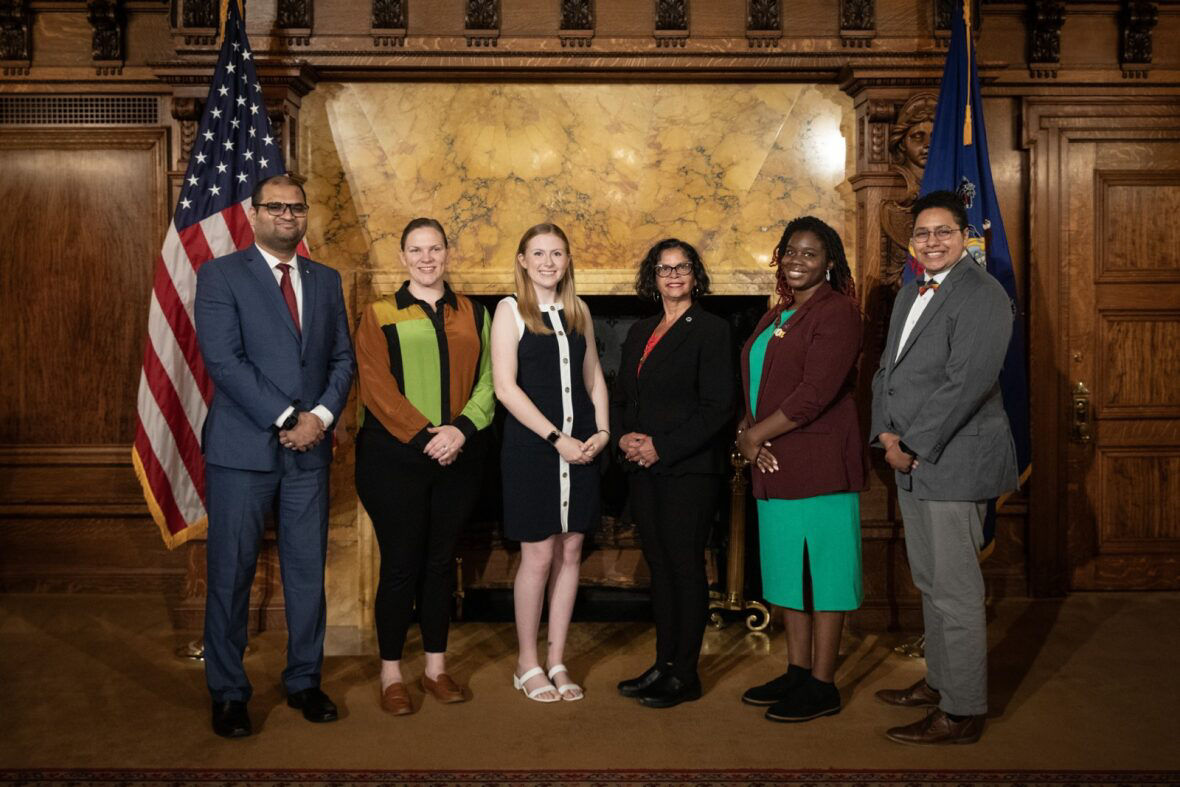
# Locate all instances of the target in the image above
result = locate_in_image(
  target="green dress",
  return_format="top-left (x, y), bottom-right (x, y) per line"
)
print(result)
top-left (748, 313), bottom-right (863, 611)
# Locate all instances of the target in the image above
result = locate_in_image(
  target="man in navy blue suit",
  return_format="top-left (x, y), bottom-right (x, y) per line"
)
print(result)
top-left (195, 175), bottom-right (355, 738)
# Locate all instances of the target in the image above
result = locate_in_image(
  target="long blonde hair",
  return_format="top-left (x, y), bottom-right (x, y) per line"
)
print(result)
top-left (513, 223), bottom-right (588, 335)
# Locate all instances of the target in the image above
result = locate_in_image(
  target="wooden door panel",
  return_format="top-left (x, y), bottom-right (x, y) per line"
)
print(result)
top-left (1068, 139), bottom-right (1180, 589)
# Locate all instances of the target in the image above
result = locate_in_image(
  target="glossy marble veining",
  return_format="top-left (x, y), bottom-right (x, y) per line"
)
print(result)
top-left (301, 82), bottom-right (854, 295)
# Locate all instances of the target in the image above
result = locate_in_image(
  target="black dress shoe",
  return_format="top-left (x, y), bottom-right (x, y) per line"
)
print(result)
top-left (637, 675), bottom-right (703, 708)
top-left (764, 677), bottom-right (841, 723)
top-left (742, 664), bottom-right (811, 706)
top-left (211, 700), bottom-right (251, 738)
top-left (287, 687), bottom-right (339, 723)
top-left (617, 663), bottom-right (671, 698)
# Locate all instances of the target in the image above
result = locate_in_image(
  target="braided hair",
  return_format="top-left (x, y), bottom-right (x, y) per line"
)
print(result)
top-left (770, 216), bottom-right (856, 312)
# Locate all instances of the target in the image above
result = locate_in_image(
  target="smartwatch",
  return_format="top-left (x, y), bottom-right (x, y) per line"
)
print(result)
top-left (546, 430), bottom-right (562, 445)
top-left (279, 400), bottom-right (303, 431)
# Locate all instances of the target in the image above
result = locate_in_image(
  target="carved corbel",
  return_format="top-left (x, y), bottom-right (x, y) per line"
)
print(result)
top-left (746, 0), bottom-right (780, 48)
top-left (465, 0), bottom-right (499, 47)
top-left (0, 0), bottom-right (31, 75)
top-left (276, 0), bottom-right (313, 47)
top-left (177, 0), bottom-right (217, 47)
top-left (1028, 0), bottom-right (1065, 79)
top-left (1119, 1), bottom-right (1157, 79)
top-left (88, 0), bottom-right (124, 75)
top-left (171, 97), bottom-right (203, 167)
top-left (840, 0), bottom-right (875, 49)
top-left (372, 0), bottom-right (407, 47)
top-left (559, 0), bottom-right (593, 48)
top-left (654, 0), bottom-right (687, 49)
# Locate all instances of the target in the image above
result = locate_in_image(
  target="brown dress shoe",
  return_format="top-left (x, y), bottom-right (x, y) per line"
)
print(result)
top-left (421, 673), bottom-right (467, 704)
top-left (875, 678), bottom-right (941, 708)
top-left (380, 682), bottom-right (414, 715)
top-left (886, 709), bottom-right (984, 745)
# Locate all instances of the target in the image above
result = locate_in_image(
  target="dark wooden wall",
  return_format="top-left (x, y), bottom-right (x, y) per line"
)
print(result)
top-left (1, 1), bottom-right (1177, 624)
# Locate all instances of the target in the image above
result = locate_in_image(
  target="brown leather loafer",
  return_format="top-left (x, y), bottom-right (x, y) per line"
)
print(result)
top-left (380, 682), bottom-right (414, 715)
top-left (421, 673), bottom-right (467, 704)
top-left (885, 709), bottom-right (984, 745)
top-left (875, 678), bottom-right (941, 708)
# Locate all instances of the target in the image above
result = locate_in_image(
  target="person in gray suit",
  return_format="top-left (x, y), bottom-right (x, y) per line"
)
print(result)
top-left (870, 190), bottom-right (1018, 745)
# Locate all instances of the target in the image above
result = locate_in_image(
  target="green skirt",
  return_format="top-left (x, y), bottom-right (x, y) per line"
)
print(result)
top-left (757, 492), bottom-right (863, 611)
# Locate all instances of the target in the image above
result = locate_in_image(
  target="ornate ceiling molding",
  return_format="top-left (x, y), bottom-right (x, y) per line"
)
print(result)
top-left (465, 0), bottom-right (500, 47)
top-left (1028, 0), bottom-right (1065, 79)
top-left (0, 0), bottom-right (31, 74)
top-left (1119, 1), bottom-right (1157, 79)
top-left (840, 0), bottom-right (875, 49)
top-left (372, 0), bottom-right (407, 47)
top-left (87, 0), bottom-right (124, 74)
top-left (654, 0), bottom-right (687, 48)
top-left (746, 0), bottom-right (780, 48)
top-left (559, 0), bottom-right (594, 48)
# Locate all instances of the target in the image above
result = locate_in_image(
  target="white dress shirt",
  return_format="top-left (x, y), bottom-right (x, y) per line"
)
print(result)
top-left (256, 244), bottom-right (335, 431)
top-left (896, 254), bottom-right (967, 362)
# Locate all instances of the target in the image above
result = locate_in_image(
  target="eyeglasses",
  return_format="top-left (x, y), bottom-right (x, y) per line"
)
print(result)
top-left (254, 201), bottom-right (309, 217)
top-left (911, 226), bottom-right (961, 244)
top-left (655, 262), bottom-right (693, 278)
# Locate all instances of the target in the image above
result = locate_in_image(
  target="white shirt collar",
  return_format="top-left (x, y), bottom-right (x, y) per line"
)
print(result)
top-left (256, 243), bottom-right (297, 271)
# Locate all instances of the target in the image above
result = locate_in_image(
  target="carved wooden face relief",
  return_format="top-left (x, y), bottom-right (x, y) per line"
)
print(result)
top-left (902, 121), bottom-right (933, 170)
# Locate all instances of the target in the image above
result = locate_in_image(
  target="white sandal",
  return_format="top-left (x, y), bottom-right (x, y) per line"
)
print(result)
top-left (547, 663), bottom-right (584, 702)
top-left (514, 666), bottom-right (560, 703)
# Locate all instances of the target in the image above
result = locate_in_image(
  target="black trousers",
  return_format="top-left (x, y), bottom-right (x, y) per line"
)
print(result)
top-left (628, 471), bottom-right (719, 681)
top-left (355, 427), bottom-right (484, 661)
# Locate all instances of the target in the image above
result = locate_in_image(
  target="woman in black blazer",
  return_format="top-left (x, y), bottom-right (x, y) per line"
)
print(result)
top-left (610, 238), bottom-right (736, 708)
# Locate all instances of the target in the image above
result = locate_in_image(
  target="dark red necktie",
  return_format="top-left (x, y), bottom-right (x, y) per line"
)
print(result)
top-left (277, 263), bottom-right (301, 336)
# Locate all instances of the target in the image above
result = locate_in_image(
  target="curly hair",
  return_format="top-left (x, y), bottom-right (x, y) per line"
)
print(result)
top-left (770, 216), bottom-right (857, 311)
top-left (634, 238), bottom-right (711, 302)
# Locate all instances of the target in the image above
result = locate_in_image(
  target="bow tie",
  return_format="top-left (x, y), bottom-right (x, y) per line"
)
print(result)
top-left (918, 279), bottom-right (940, 296)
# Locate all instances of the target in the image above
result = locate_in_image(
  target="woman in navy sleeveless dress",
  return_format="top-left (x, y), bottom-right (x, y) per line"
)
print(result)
top-left (491, 223), bottom-right (610, 703)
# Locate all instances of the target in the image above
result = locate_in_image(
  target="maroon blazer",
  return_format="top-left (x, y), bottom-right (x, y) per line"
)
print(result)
top-left (740, 283), bottom-right (867, 501)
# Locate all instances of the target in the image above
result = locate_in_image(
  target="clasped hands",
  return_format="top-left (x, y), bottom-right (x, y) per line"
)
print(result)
top-left (556, 431), bottom-right (608, 465)
top-left (879, 432), bottom-right (919, 473)
top-left (736, 418), bottom-right (778, 474)
top-left (424, 424), bottom-right (466, 467)
top-left (279, 411), bottom-right (326, 452)
top-left (619, 432), bottom-right (659, 468)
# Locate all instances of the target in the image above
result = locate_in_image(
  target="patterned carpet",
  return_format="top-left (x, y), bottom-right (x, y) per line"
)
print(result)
top-left (3, 770), bottom-right (1179, 786)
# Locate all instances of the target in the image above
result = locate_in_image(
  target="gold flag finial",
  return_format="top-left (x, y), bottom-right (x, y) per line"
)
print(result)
top-left (219, 0), bottom-right (243, 41)
top-left (963, 0), bottom-right (974, 146)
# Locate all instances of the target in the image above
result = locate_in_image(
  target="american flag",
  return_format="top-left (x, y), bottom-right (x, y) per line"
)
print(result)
top-left (133, 1), bottom-right (291, 548)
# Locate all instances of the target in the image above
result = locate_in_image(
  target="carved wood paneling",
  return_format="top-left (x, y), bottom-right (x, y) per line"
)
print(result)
top-left (1099, 313), bottom-right (1180, 414)
top-left (654, 0), bottom-right (687, 47)
top-left (371, 0), bottom-right (406, 46)
top-left (840, 0), bottom-right (875, 48)
top-left (559, 0), bottom-right (593, 47)
top-left (746, 0), bottom-right (780, 47)
top-left (0, 0), bottom-right (31, 74)
top-left (1097, 173), bottom-right (1180, 282)
top-left (465, 0), bottom-right (499, 46)
top-left (87, 0), bottom-right (123, 74)
top-left (1028, 0), bottom-right (1065, 78)
top-left (277, 0), bottom-right (313, 46)
top-left (1099, 450), bottom-right (1180, 544)
top-left (0, 129), bottom-right (166, 445)
top-left (1119, 1), bottom-right (1157, 79)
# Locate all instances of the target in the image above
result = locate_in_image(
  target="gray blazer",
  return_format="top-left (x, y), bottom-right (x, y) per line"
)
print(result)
top-left (870, 257), bottom-right (1019, 501)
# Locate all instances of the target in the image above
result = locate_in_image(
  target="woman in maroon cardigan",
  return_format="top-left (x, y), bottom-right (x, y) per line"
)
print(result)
top-left (736, 216), bottom-right (865, 724)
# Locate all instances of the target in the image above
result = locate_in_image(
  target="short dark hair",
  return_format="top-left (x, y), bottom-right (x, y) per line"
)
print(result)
top-left (911, 189), bottom-right (968, 229)
top-left (771, 216), bottom-right (856, 310)
top-left (400, 217), bottom-right (449, 249)
top-left (634, 238), bottom-right (711, 302)
top-left (251, 174), bottom-right (306, 205)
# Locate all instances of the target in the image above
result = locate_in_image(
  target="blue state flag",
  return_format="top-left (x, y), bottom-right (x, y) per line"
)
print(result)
top-left (909, 0), bottom-right (1032, 550)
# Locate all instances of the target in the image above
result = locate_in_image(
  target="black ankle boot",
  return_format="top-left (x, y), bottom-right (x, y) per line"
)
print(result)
top-left (764, 676), bottom-right (841, 723)
top-left (741, 663), bottom-right (811, 706)
top-left (617, 662), bottom-right (671, 697)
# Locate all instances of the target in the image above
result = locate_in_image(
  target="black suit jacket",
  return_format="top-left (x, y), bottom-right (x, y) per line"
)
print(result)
top-left (610, 302), bottom-right (736, 476)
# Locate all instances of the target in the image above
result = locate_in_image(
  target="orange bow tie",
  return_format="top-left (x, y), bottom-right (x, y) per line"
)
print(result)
top-left (918, 279), bottom-right (940, 296)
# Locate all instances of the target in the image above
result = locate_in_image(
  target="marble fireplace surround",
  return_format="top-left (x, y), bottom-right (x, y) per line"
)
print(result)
top-left (302, 82), bottom-right (857, 638)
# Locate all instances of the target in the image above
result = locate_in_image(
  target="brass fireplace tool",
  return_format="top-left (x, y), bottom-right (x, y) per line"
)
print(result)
top-left (708, 445), bottom-right (771, 631)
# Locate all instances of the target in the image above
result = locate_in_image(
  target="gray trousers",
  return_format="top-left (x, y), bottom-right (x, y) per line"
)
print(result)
top-left (898, 487), bottom-right (988, 716)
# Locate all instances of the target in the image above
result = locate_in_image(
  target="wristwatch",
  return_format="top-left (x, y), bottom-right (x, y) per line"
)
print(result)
top-left (546, 430), bottom-right (562, 445)
top-left (279, 400), bottom-right (303, 431)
